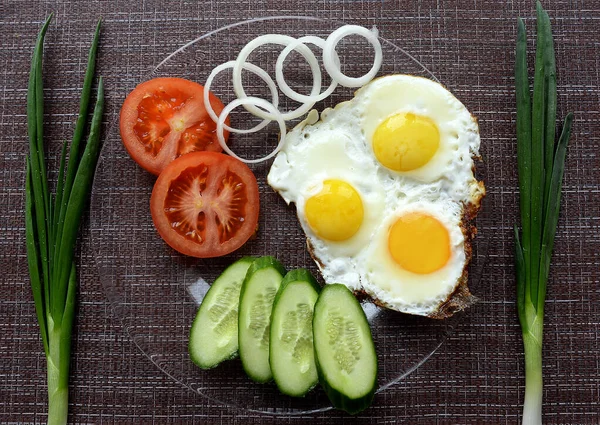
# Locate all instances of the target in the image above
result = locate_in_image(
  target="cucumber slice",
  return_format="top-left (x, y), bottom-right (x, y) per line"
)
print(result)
top-left (269, 269), bottom-right (320, 397)
top-left (238, 256), bottom-right (286, 383)
top-left (313, 284), bottom-right (378, 414)
top-left (189, 257), bottom-right (254, 369)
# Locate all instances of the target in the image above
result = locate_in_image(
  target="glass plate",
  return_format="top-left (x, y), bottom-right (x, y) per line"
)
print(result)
top-left (90, 16), bottom-right (488, 415)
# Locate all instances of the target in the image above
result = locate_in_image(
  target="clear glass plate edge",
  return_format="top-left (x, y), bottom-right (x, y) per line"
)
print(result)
top-left (88, 15), bottom-right (486, 416)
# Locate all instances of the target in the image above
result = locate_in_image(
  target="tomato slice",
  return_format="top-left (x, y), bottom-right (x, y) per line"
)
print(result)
top-left (150, 151), bottom-right (260, 258)
top-left (120, 77), bottom-right (230, 175)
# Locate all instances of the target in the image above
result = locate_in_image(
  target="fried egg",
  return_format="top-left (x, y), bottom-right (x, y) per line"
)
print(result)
top-left (267, 74), bottom-right (485, 317)
top-left (359, 75), bottom-right (483, 205)
top-left (268, 109), bottom-right (385, 283)
top-left (363, 200), bottom-right (468, 316)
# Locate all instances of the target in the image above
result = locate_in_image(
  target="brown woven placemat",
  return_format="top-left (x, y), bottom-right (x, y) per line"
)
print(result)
top-left (1, 0), bottom-right (599, 423)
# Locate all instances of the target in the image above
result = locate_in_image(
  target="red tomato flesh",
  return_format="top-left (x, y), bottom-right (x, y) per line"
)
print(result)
top-left (150, 151), bottom-right (260, 258)
top-left (120, 77), bottom-right (229, 175)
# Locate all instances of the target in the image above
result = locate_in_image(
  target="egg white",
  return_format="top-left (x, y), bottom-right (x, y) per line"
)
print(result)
top-left (361, 200), bottom-right (466, 316)
top-left (356, 75), bottom-right (482, 206)
top-left (268, 109), bottom-right (385, 263)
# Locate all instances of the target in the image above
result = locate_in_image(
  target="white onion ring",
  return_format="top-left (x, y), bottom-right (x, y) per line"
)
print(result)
top-left (204, 61), bottom-right (279, 134)
top-left (217, 97), bottom-right (286, 164)
top-left (323, 25), bottom-right (382, 88)
top-left (232, 34), bottom-right (322, 121)
top-left (275, 36), bottom-right (340, 104)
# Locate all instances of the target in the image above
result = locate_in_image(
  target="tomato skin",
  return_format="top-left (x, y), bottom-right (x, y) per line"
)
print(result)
top-left (120, 77), bottom-right (230, 175)
top-left (150, 151), bottom-right (260, 258)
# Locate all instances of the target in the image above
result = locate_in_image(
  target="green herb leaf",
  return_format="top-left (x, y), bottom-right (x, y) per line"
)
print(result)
top-left (515, 17), bottom-right (532, 288)
top-left (514, 226), bottom-right (527, 329)
top-left (54, 19), bottom-right (101, 280)
top-left (59, 263), bottom-right (77, 388)
top-left (542, 8), bottom-right (557, 205)
top-left (52, 77), bottom-right (104, 322)
top-left (25, 157), bottom-right (49, 355)
top-left (26, 15), bottom-right (52, 310)
top-left (34, 17), bottom-right (51, 231)
top-left (53, 139), bottom-right (69, 231)
top-left (537, 113), bottom-right (573, 314)
top-left (528, 0), bottom-right (549, 310)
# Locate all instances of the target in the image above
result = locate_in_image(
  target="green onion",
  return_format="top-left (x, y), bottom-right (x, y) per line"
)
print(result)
top-left (25, 16), bottom-right (103, 425)
top-left (514, 3), bottom-right (573, 424)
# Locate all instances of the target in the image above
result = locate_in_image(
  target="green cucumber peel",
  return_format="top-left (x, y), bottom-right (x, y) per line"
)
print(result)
top-left (188, 257), bottom-right (254, 369)
top-left (313, 284), bottom-right (378, 415)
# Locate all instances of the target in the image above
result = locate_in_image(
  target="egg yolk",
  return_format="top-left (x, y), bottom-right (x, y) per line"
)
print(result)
top-left (372, 112), bottom-right (440, 171)
top-left (305, 179), bottom-right (364, 241)
top-left (388, 212), bottom-right (450, 274)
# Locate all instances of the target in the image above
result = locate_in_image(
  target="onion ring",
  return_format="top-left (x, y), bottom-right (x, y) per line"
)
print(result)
top-left (216, 97), bottom-right (287, 164)
top-left (323, 25), bottom-right (382, 88)
top-left (275, 36), bottom-right (340, 104)
top-left (232, 34), bottom-right (322, 121)
top-left (204, 61), bottom-right (279, 134)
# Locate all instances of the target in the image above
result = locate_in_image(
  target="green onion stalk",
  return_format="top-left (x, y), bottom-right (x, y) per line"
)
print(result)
top-left (25, 15), bottom-right (103, 425)
top-left (514, 2), bottom-right (573, 424)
